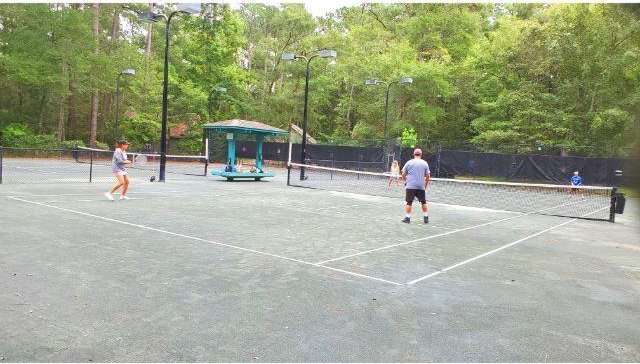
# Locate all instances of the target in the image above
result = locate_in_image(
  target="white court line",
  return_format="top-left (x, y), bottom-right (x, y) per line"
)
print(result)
top-left (6, 190), bottom-right (265, 199)
top-left (7, 196), bottom-right (402, 286)
top-left (406, 205), bottom-right (611, 285)
top-left (37, 193), bottom-right (261, 203)
top-left (315, 199), bottom-right (589, 265)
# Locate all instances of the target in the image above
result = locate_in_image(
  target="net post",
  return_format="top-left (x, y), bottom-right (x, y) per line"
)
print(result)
top-left (204, 134), bottom-right (209, 176)
top-left (287, 164), bottom-right (291, 186)
top-left (72, 145), bottom-right (79, 162)
top-left (0, 145), bottom-right (3, 184)
top-left (609, 187), bottom-right (617, 223)
top-left (89, 149), bottom-right (94, 182)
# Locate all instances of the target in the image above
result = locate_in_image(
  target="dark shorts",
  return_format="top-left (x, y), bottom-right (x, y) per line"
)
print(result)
top-left (406, 189), bottom-right (426, 205)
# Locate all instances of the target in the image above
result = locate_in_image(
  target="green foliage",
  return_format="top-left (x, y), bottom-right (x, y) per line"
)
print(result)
top-left (0, 123), bottom-right (56, 148)
top-left (119, 114), bottom-right (161, 148)
top-left (0, 3), bottom-right (638, 157)
top-left (95, 141), bottom-right (109, 150)
top-left (60, 140), bottom-right (86, 149)
top-left (401, 127), bottom-right (418, 148)
top-left (1, 123), bottom-right (47, 147)
top-left (176, 137), bottom-right (204, 155)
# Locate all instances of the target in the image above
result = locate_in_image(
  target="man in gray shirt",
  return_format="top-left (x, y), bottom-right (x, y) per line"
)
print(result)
top-left (401, 148), bottom-right (431, 224)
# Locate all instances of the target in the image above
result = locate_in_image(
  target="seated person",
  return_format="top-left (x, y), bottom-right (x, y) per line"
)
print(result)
top-left (250, 166), bottom-right (264, 174)
top-left (235, 158), bottom-right (244, 173)
top-left (224, 159), bottom-right (233, 172)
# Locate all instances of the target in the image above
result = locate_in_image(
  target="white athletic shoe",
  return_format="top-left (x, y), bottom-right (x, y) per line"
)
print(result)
top-left (104, 192), bottom-right (114, 201)
top-left (120, 195), bottom-right (130, 200)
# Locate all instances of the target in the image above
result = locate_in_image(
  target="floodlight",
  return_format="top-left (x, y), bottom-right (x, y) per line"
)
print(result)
top-left (318, 49), bottom-right (337, 58)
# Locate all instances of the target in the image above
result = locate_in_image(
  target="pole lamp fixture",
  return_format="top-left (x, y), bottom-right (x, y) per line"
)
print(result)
top-left (281, 49), bottom-right (337, 180)
top-left (138, 3), bottom-right (201, 182)
top-left (365, 76), bottom-right (413, 155)
top-left (208, 86), bottom-right (227, 119)
top-left (114, 68), bottom-right (136, 143)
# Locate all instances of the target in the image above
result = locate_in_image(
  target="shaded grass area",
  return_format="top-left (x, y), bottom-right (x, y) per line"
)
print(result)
top-left (618, 186), bottom-right (640, 198)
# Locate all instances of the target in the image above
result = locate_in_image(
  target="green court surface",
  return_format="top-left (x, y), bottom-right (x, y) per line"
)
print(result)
top-left (1, 171), bottom-right (639, 361)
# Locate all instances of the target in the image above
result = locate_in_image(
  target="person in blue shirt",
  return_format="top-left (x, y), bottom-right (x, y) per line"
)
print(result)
top-left (401, 148), bottom-right (431, 224)
top-left (569, 171), bottom-right (584, 198)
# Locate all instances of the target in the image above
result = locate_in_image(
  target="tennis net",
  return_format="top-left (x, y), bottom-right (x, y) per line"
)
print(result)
top-left (287, 162), bottom-right (619, 222)
top-left (77, 147), bottom-right (208, 177)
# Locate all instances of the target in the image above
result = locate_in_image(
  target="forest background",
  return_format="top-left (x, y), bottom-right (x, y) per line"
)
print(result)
top-left (0, 3), bottom-right (638, 157)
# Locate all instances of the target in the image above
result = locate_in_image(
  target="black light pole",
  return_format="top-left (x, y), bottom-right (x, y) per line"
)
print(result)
top-left (158, 11), bottom-right (179, 182)
top-left (282, 50), bottom-right (337, 179)
top-left (383, 81), bottom-right (396, 144)
top-left (139, 4), bottom-right (200, 182)
top-left (114, 68), bottom-right (135, 143)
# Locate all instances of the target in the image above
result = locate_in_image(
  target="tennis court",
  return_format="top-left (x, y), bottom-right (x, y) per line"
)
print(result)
top-left (1, 167), bottom-right (639, 361)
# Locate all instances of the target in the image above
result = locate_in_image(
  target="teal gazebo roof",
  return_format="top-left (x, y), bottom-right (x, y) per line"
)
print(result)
top-left (203, 119), bottom-right (288, 136)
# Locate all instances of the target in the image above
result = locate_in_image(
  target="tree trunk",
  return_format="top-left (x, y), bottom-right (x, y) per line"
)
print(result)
top-left (109, 6), bottom-right (120, 50)
top-left (38, 89), bottom-right (48, 133)
top-left (58, 100), bottom-right (65, 142)
top-left (89, 3), bottom-right (100, 147)
top-left (345, 84), bottom-right (354, 130)
top-left (102, 6), bottom-right (121, 135)
top-left (57, 60), bottom-right (67, 142)
top-left (67, 81), bottom-right (78, 140)
top-left (145, 3), bottom-right (153, 74)
top-left (16, 88), bottom-right (23, 123)
top-left (142, 3), bottom-right (153, 93)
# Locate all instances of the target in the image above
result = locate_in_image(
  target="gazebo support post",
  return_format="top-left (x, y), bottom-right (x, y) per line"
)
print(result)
top-left (255, 134), bottom-right (264, 170)
top-left (227, 133), bottom-right (236, 166)
top-left (202, 129), bottom-right (208, 176)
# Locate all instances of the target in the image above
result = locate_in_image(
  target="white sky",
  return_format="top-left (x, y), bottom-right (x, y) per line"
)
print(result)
top-left (224, 1), bottom-right (365, 17)
top-left (303, 1), bottom-right (365, 17)
top-left (11, 0), bottom-right (635, 17)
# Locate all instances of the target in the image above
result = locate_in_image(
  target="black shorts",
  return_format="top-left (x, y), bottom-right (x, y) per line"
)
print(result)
top-left (405, 189), bottom-right (426, 204)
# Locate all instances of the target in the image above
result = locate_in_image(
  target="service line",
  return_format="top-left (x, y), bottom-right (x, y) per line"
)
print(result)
top-left (315, 199), bottom-right (588, 265)
top-left (406, 205), bottom-right (610, 285)
top-left (8, 196), bottom-right (402, 286)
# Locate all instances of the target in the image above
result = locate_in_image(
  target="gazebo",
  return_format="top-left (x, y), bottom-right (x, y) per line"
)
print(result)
top-left (203, 119), bottom-right (289, 181)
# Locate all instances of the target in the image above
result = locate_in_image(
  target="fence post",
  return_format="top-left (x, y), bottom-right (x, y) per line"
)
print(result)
top-left (609, 187), bottom-right (617, 223)
top-left (435, 142), bottom-right (442, 178)
top-left (0, 146), bottom-right (3, 184)
top-left (89, 149), bottom-right (94, 183)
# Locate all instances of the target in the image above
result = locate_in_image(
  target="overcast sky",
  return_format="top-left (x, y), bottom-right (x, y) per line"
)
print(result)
top-left (303, 1), bottom-right (364, 17)
top-left (224, 1), bottom-right (366, 17)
